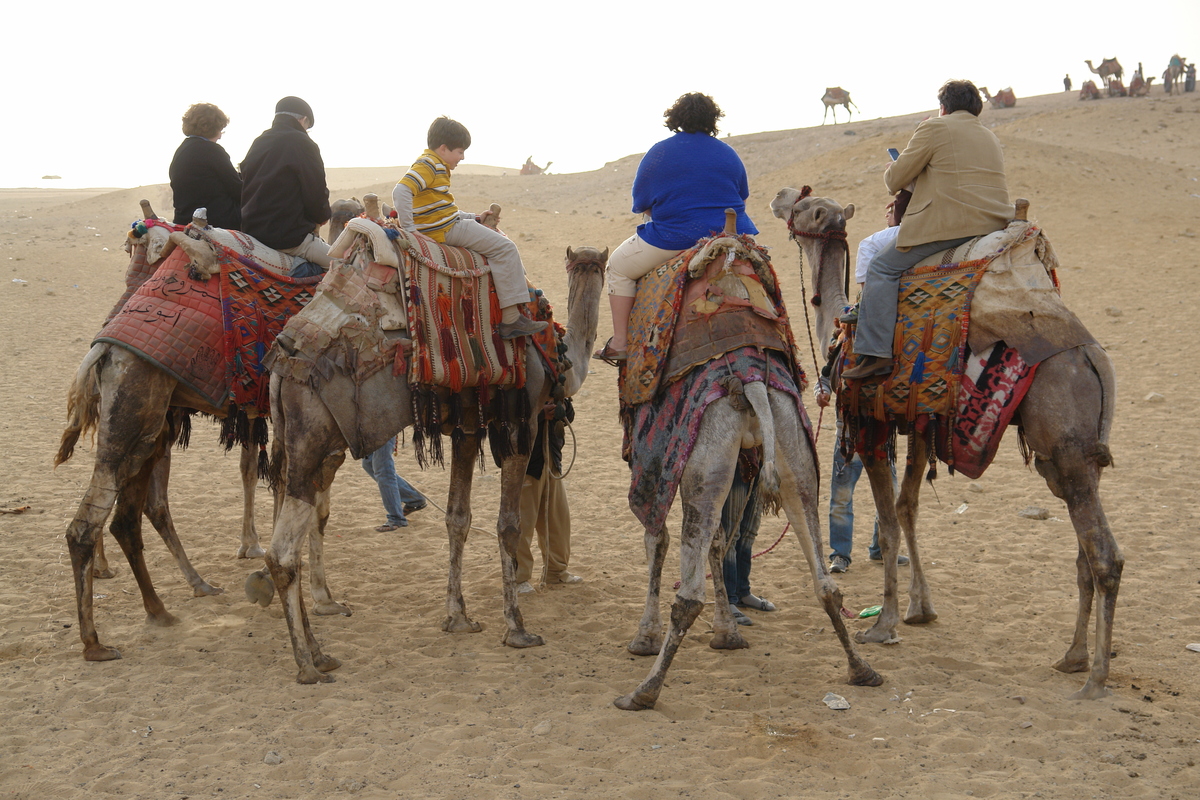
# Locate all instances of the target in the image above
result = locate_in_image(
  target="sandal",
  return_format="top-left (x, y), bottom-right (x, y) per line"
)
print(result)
top-left (737, 594), bottom-right (777, 612)
top-left (592, 337), bottom-right (627, 366)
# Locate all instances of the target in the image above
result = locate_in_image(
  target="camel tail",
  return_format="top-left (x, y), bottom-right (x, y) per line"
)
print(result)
top-left (743, 382), bottom-right (782, 513)
top-left (1083, 342), bottom-right (1117, 468)
top-left (55, 344), bottom-right (105, 467)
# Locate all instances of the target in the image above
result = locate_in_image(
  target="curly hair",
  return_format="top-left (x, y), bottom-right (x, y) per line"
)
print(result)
top-left (663, 92), bottom-right (723, 135)
top-left (427, 116), bottom-right (471, 151)
top-left (181, 103), bottom-right (229, 139)
top-left (937, 80), bottom-right (983, 116)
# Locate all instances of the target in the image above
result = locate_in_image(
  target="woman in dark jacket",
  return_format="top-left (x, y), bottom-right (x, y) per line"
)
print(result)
top-left (169, 103), bottom-right (242, 229)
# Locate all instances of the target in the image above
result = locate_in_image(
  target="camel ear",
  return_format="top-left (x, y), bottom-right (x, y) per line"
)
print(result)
top-left (844, 203), bottom-right (855, 221)
top-left (566, 246), bottom-right (575, 261)
top-left (600, 247), bottom-right (609, 262)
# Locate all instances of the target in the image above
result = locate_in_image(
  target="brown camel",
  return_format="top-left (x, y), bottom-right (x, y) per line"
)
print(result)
top-left (1164, 55), bottom-right (1187, 95)
top-left (771, 188), bottom-right (1121, 700)
top-left (260, 222), bottom-right (607, 682)
top-left (1085, 58), bottom-right (1123, 85)
top-left (980, 87), bottom-right (1017, 109)
top-left (1078, 80), bottom-right (1103, 101)
top-left (54, 200), bottom-right (361, 662)
top-left (821, 87), bottom-right (858, 124)
top-left (613, 214), bottom-right (881, 711)
top-left (520, 157), bottom-right (552, 176)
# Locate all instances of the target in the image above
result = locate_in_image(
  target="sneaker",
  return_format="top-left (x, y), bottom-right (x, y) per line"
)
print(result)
top-left (830, 555), bottom-right (850, 574)
top-left (554, 573), bottom-right (583, 585)
top-left (403, 499), bottom-right (428, 515)
top-left (498, 316), bottom-right (548, 339)
top-left (730, 604), bottom-right (754, 626)
top-left (870, 553), bottom-right (911, 566)
top-left (516, 581), bottom-right (535, 595)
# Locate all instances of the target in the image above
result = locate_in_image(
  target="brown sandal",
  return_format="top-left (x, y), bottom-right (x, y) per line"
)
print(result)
top-left (592, 337), bottom-right (627, 366)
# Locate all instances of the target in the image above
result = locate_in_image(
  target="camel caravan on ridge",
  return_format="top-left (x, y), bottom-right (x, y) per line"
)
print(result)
top-left (56, 130), bottom-right (1121, 707)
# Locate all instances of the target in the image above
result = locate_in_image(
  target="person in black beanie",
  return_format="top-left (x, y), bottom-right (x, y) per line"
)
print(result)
top-left (169, 103), bottom-right (242, 229)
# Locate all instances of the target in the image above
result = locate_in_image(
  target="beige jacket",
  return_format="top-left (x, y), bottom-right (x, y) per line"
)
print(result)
top-left (885, 110), bottom-right (1011, 249)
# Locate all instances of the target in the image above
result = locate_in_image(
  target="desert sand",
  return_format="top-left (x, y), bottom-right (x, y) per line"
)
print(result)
top-left (2, 89), bottom-right (1199, 800)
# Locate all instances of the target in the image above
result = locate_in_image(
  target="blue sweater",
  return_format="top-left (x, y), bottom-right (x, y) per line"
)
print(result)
top-left (631, 132), bottom-right (757, 250)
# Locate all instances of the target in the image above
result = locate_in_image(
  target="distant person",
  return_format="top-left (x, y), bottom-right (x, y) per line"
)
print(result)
top-left (516, 404), bottom-right (581, 593)
top-left (592, 92), bottom-right (757, 364)
top-left (169, 103), bottom-right (242, 229)
top-left (1186, 64), bottom-right (1196, 93)
top-left (721, 451), bottom-right (775, 626)
top-left (844, 79), bottom-right (1011, 380)
top-left (240, 96), bottom-right (332, 273)
top-left (361, 437), bottom-right (426, 532)
top-left (1063, 74), bottom-right (1071, 92)
top-left (392, 117), bottom-right (546, 340)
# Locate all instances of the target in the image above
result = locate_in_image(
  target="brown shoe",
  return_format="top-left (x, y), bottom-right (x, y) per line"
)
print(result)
top-left (498, 316), bottom-right (548, 339)
top-left (592, 337), bottom-right (627, 366)
top-left (842, 356), bottom-right (893, 380)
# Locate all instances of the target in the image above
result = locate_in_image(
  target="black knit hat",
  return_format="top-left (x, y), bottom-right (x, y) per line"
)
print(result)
top-left (275, 96), bottom-right (314, 127)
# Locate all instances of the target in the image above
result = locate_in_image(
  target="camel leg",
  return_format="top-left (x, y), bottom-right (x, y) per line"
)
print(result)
top-left (1020, 347), bottom-right (1121, 699)
top-left (143, 449), bottom-right (224, 597)
top-left (498, 454), bottom-right (544, 648)
top-left (67, 482), bottom-right (122, 661)
top-left (855, 457), bottom-right (906, 645)
top-left (268, 498), bottom-right (337, 683)
top-left (308, 452), bottom-right (351, 616)
top-left (442, 435), bottom-right (483, 634)
top-left (771, 393), bottom-right (882, 686)
top-left (628, 525), bottom-right (669, 655)
top-left (91, 532), bottom-right (116, 579)
top-left (707, 511), bottom-right (748, 652)
top-left (895, 437), bottom-right (936, 624)
top-left (107, 456), bottom-right (179, 629)
top-left (238, 443), bottom-right (266, 559)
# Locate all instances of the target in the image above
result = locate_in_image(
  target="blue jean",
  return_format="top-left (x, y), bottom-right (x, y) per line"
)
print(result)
top-left (721, 468), bottom-right (761, 602)
top-left (828, 423), bottom-right (897, 563)
top-left (361, 437), bottom-right (424, 527)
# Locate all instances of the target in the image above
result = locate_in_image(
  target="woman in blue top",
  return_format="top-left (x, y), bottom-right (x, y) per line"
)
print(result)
top-left (594, 92), bottom-right (757, 364)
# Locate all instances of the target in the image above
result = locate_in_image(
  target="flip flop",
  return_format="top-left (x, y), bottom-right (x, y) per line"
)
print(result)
top-left (375, 522), bottom-right (407, 532)
top-left (591, 337), bottom-right (627, 366)
top-left (737, 594), bottom-right (777, 612)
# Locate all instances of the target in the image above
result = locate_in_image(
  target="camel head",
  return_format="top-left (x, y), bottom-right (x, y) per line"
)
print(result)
top-left (559, 245), bottom-right (608, 398)
top-left (326, 197), bottom-right (365, 244)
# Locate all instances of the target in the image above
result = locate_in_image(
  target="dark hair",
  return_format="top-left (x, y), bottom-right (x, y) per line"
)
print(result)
top-left (181, 103), bottom-right (229, 139)
top-left (663, 92), bottom-right (723, 135)
top-left (428, 116), bottom-right (471, 151)
top-left (937, 80), bottom-right (983, 116)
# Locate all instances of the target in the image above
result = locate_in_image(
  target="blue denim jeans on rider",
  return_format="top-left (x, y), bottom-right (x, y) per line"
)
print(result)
top-left (361, 437), bottom-right (424, 527)
top-left (722, 468), bottom-right (761, 602)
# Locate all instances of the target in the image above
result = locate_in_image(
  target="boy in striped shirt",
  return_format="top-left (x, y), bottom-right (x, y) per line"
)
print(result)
top-left (393, 117), bottom-right (546, 339)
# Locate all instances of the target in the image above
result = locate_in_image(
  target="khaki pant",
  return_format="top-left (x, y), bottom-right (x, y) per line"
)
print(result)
top-left (280, 232), bottom-right (332, 268)
top-left (606, 232), bottom-right (681, 297)
top-left (515, 471), bottom-right (571, 584)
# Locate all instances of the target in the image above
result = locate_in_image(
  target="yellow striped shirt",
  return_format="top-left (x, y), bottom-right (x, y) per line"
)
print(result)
top-left (398, 149), bottom-right (460, 242)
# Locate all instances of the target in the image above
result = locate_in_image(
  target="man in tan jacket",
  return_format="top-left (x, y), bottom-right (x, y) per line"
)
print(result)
top-left (844, 80), bottom-right (1011, 379)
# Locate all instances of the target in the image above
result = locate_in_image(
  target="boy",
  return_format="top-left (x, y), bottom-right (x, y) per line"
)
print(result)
top-left (392, 117), bottom-right (546, 339)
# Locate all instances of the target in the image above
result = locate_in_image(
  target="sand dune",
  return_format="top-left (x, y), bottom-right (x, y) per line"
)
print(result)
top-left (2, 90), bottom-right (1199, 799)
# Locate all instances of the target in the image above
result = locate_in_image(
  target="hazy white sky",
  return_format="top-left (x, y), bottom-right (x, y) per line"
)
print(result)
top-left (3, 0), bottom-right (1196, 189)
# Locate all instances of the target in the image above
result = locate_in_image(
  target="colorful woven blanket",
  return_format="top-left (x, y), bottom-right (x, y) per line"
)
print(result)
top-left (951, 344), bottom-right (1037, 479)
top-left (622, 347), bottom-right (811, 533)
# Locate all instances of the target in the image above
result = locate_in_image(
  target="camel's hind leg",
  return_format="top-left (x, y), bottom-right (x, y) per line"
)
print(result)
top-left (708, 480), bottom-right (748, 652)
top-left (268, 498), bottom-right (338, 683)
top-left (628, 525), bottom-right (669, 656)
top-left (307, 453), bottom-right (351, 617)
top-left (143, 449), bottom-right (224, 597)
top-left (237, 443), bottom-right (266, 559)
top-left (1020, 346), bottom-right (1121, 699)
top-left (497, 452), bottom-right (543, 648)
top-left (771, 393), bottom-right (882, 686)
top-left (443, 435), bottom-right (483, 635)
top-left (107, 455), bottom-right (179, 630)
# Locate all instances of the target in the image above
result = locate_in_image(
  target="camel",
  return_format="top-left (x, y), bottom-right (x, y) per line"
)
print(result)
top-left (54, 199), bottom-right (362, 662)
top-left (821, 87), bottom-right (858, 124)
top-left (1128, 74), bottom-right (1154, 97)
top-left (1079, 80), bottom-right (1103, 101)
top-left (771, 188), bottom-right (1121, 700)
top-left (520, 157), bottom-right (552, 176)
top-left (260, 214), bottom-right (607, 682)
top-left (1164, 55), bottom-right (1186, 95)
top-left (613, 213), bottom-right (881, 711)
top-left (1085, 58), bottom-right (1123, 86)
top-left (979, 87), bottom-right (1016, 109)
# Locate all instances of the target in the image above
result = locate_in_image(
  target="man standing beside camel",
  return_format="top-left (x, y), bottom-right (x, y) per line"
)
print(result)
top-left (844, 79), bottom-right (1011, 380)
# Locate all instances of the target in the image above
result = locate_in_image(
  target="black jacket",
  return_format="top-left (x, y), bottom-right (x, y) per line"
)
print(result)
top-left (239, 114), bottom-right (331, 250)
top-left (169, 137), bottom-right (242, 229)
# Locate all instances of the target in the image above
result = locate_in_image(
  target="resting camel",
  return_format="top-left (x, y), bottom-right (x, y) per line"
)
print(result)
top-left (979, 87), bottom-right (1016, 109)
top-left (1078, 80), bottom-right (1103, 101)
top-left (821, 87), bottom-right (858, 124)
top-left (520, 157), bottom-right (552, 176)
top-left (772, 188), bottom-right (1121, 700)
top-left (1085, 58), bottom-right (1122, 85)
top-left (54, 199), bottom-right (361, 662)
top-left (613, 213), bottom-right (881, 710)
top-left (261, 216), bottom-right (607, 682)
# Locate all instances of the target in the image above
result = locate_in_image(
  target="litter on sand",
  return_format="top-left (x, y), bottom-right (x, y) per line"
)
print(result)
top-left (859, 605), bottom-right (883, 618)
top-left (823, 692), bottom-right (851, 710)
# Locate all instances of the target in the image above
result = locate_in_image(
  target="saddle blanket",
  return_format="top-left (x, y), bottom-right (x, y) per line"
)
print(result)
top-left (950, 344), bottom-right (1037, 479)
top-left (623, 347), bottom-right (812, 533)
top-left (95, 245), bottom-right (319, 414)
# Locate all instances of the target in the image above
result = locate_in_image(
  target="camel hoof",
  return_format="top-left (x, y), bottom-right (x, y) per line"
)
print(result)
top-left (503, 630), bottom-right (545, 648)
top-left (1069, 681), bottom-right (1110, 701)
top-left (83, 644), bottom-right (122, 662)
top-left (296, 668), bottom-right (336, 685)
top-left (850, 666), bottom-right (885, 687)
top-left (91, 566), bottom-right (117, 580)
top-left (244, 570), bottom-right (275, 607)
top-left (614, 692), bottom-right (656, 711)
top-left (904, 603), bottom-right (938, 625)
top-left (192, 581), bottom-right (225, 597)
top-left (313, 601), bottom-right (353, 617)
top-left (1053, 654), bottom-right (1089, 674)
top-left (855, 626), bottom-right (901, 645)
top-left (146, 611), bottom-right (180, 628)
top-left (238, 544), bottom-right (267, 559)
top-left (314, 653), bottom-right (342, 673)
top-left (442, 615), bottom-right (483, 634)
top-left (627, 635), bottom-right (663, 657)
top-left (709, 631), bottom-right (750, 650)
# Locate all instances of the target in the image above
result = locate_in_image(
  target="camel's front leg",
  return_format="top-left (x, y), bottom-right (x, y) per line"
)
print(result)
top-left (443, 436), bottom-right (482, 634)
top-left (628, 526), bottom-right (669, 656)
top-left (895, 436), bottom-right (936, 624)
top-left (144, 449), bottom-right (223, 597)
top-left (238, 442), bottom-right (266, 559)
top-left (856, 457), bottom-right (905, 645)
top-left (307, 450), bottom-right (350, 616)
top-left (267, 497), bottom-right (338, 683)
top-left (498, 455), bottom-right (543, 648)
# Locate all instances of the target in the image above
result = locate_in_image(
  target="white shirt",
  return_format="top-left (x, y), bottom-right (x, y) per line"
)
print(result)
top-left (854, 225), bottom-right (900, 284)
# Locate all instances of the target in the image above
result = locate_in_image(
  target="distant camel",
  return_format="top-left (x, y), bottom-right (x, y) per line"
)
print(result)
top-left (1078, 80), bottom-right (1103, 101)
top-left (820, 87), bottom-right (858, 124)
top-left (979, 87), bottom-right (1017, 109)
top-left (520, 157), bottom-right (552, 176)
top-left (1085, 58), bottom-right (1123, 85)
top-left (1164, 55), bottom-right (1187, 95)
